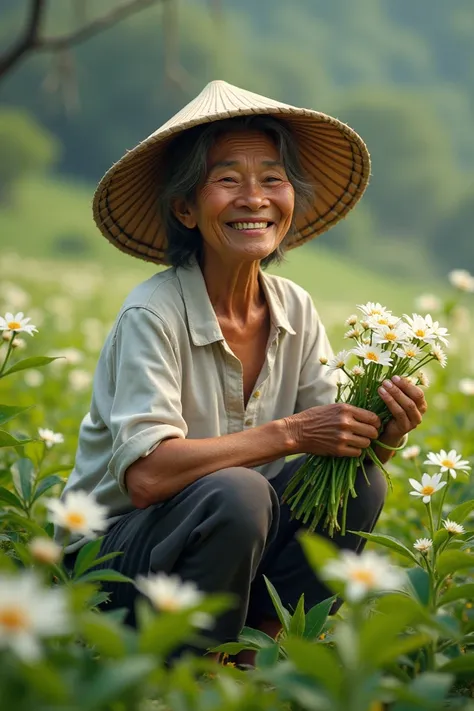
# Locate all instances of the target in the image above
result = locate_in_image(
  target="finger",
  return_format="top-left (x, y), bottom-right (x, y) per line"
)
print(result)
top-left (346, 405), bottom-right (381, 429)
top-left (392, 376), bottom-right (427, 414)
top-left (344, 433), bottom-right (372, 450)
top-left (339, 445), bottom-right (363, 458)
top-left (379, 381), bottom-right (421, 428)
top-left (350, 420), bottom-right (380, 440)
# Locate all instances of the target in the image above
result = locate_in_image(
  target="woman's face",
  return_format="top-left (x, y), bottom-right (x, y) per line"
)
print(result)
top-left (174, 130), bottom-right (295, 264)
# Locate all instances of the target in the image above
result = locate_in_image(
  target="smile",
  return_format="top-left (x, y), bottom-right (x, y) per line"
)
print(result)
top-left (227, 221), bottom-right (273, 230)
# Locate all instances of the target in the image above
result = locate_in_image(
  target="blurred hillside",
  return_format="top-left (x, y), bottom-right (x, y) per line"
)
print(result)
top-left (0, 0), bottom-right (473, 280)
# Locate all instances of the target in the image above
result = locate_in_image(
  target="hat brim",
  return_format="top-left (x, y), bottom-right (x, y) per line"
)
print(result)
top-left (93, 82), bottom-right (370, 265)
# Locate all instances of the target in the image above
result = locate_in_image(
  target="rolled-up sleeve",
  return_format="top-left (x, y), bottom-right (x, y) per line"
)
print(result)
top-left (295, 298), bottom-right (339, 412)
top-left (106, 307), bottom-right (187, 493)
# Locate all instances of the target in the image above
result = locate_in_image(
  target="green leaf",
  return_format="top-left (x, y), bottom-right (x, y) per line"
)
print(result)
top-left (351, 531), bottom-right (420, 564)
top-left (447, 500), bottom-right (474, 524)
top-left (20, 661), bottom-right (69, 704)
top-left (298, 531), bottom-right (340, 574)
top-left (284, 636), bottom-right (342, 698)
top-left (437, 550), bottom-right (474, 579)
top-left (0, 429), bottom-right (34, 448)
top-left (12, 541), bottom-right (31, 566)
top-left (78, 656), bottom-right (156, 708)
top-left (209, 641), bottom-right (248, 655)
top-left (81, 613), bottom-right (127, 658)
top-left (0, 404), bottom-right (32, 425)
top-left (438, 653), bottom-right (474, 677)
top-left (32, 474), bottom-right (63, 502)
top-left (289, 593), bottom-right (306, 637)
top-left (433, 528), bottom-right (449, 552)
top-left (439, 583), bottom-right (474, 606)
top-left (263, 575), bottom-right (291, 634)
top-left (0, 486), bottom-right (24, 509)
top-left (18, 457), bottom-right (34, 504)
top-left (1, 356), bottom-right (59, 377)
top-left (139, 611), bottom-right (195, 657)
top-left (76, 569), bottom-right (133, 585)
top-left (73, 537), bottom-right (103, 578)
top-left (239, 626), bottom-right (276, 649)
top-left (375, 633), bottom-right (433, 667)
top-left (304, 596), bottom-right (337, 640)
top-left (392, 671), bottom-right (454, 711)
top-left (406, 567), bottom-right (431, 606)
top-left (255, 642), bottom-right (280, 668)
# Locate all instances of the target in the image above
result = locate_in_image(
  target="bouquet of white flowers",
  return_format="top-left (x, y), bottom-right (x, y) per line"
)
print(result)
top-left (283, 302), bottom-right (449, 536)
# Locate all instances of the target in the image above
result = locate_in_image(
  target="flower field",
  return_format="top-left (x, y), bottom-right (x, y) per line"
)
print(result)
top-left (0, 249), bottom-right (474, 711)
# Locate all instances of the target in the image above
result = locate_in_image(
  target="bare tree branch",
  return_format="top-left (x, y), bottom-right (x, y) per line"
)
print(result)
top-left (0, 0), bottom-right (163, 81)
top-left (0, 0), bottom-right (46, 78)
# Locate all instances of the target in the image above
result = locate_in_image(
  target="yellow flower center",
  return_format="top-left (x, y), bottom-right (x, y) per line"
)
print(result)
top-left (406, 349), bottom-right (417, 357)
top-left (0, 606), bottom-right (29, 631)
top-left (157, 598), bottom-right (180, 612)
top-left (7, 321), bottom-right (21, 330)
top-left (421, 486), bottom-right (435, 496)
top-left (351, 569), bottom-right (376, 586)
top-left (366, 352), bottom-right (379, 361)
top-left (65, 511), bottom-right (86, 529)
top-left (415, 329), bottom-right (426, 337)
top-left (376, 317), bottom-right (388, 325)
top-left (385, 332), bottom-right (397, 341)
top-left (441, 459), bottom-right (454, 468)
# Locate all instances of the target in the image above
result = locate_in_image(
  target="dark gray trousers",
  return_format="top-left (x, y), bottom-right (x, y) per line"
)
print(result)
top-left (89, 456), bottom-right (387, 643)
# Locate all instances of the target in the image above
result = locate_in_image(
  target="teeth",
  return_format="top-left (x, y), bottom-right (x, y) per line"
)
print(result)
top-left (229, 222), bottom-right (269, 230)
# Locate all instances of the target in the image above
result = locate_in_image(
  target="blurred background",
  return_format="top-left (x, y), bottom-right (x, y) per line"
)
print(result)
top-left (0, 0), bottom-right (473, 316)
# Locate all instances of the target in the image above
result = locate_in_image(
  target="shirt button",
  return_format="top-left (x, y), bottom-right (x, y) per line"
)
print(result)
top-left (245, 418), bottom-right (252, 427)
top-left (253, 390), bottom-right (261, 398)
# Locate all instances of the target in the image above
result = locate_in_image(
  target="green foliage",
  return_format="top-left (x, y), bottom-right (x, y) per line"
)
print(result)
top-left (0, 108), bottom-right (60, 203)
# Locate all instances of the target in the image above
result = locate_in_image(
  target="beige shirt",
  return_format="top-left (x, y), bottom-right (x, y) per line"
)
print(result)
top-left (61, 259), bottom-right (337, 549)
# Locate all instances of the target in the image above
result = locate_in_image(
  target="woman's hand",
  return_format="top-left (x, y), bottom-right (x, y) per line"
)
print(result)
top-left (376, 375), bottom-right (428, 460)
top-left (285, 403), bottom-right (381, 458)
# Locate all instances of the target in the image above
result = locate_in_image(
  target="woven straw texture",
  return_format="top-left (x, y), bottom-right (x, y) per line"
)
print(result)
top-left (93, 80), bottom-right (371, 264)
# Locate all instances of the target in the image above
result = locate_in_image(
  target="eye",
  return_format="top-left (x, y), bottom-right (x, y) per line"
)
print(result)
top-left (219, 176), bottom-right (238, 183)
top-left (264, 176), bottom-right (283, 183)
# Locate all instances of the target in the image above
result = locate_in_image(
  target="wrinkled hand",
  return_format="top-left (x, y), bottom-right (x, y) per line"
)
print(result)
top-left (378, 375), bottom-right (428, 445)
top-left (286, 403), bottom-right (381, 458)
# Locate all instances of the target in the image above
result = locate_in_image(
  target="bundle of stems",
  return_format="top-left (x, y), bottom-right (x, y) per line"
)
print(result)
top-left (283, 305), bottom-right (449, 536)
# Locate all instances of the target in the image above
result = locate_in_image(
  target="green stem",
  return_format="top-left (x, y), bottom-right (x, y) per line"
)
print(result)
top-left (426, 502), bottom-right (435, 540)
top-left (436, 479), bottom-right (450, 530)
top-left (0, 332), bottom-right (16, 376)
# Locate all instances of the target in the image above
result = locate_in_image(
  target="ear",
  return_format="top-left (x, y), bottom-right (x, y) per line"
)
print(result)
top-left (171, 198), bottom-right (198, 229)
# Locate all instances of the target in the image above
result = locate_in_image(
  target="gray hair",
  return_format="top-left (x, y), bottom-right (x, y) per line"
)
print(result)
top-left (159, 115), bottom-right (314, 269)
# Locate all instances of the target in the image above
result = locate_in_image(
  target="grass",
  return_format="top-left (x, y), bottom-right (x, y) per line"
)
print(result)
top-left (1, 175), bottom-right (431, 326)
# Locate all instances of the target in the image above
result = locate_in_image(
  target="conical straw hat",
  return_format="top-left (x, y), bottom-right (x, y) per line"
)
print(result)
top-left (93, 80), bottom-right (370, 265)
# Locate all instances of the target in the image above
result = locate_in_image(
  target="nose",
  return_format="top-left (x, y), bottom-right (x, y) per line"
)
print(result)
top-left (233, 177), bottom-right (270, 211)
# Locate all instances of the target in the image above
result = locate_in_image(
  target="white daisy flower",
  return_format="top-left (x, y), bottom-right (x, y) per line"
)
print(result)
top-left (344, 328), bottom-right (362, 339)
top-left (404, 314), bottom-right (436, 343)
top-left (46, 491), bottom-right (108, 538)
top-left (373, 323), bottom-right (411, 346)
top-left (448, 269), bottom-right (474, 293)
top-left (443, 519), bottom-right (465, 535)
top-left (423, 315), bottom-right (449, 347)
top-left (326, 349), bottom-right (351, 375)
top-left (28, 537), bottom-right (62, 565)
top-left (459, 378), bottom-right (474, 396)
top-left (402, 445), bottom-right (421, 460)
top-left (415, 294), bottom-right (442, 312)
top-left (322, 550), bottom-right (404, 603)
top-left (0, 312), bottom-right (37, 337)
top-left (409, 473), bottom-right (446, 503)
top-left (366, 314), bottom-right (393, 330)
top-left (430, 345), bottom-right (447, 368)
top-left (413, 538), bottom-right (433, 554)
top-left (395, 344), bottom-right (423, 360)
top-left (424, 449), bottom-right (471, 479)
top-left (352, 344), bottom-right (393, 367)
top-left (357, 302), bottom-right (391, 319)
top-left (38, 428), bottom-right (64, 449)
top-left (417, 371), bottom-right (430, 387)
top-left (0, 572), bottom-right (70, 661)
top-left (345, 315), bottom-right (358, 326)
top-left (135, 573), bottom-right (213, 629)
top-left (351, 365), bottom-right (365, 377)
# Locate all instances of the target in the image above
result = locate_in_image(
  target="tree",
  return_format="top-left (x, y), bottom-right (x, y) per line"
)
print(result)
top-left (0, 0), bottom-right (166, 82)
top-left (0, 107), bottom-right (60, 202)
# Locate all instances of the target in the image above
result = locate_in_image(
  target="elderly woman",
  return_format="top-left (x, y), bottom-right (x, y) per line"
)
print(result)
top-left (62, 81), bottom-right (427, 653)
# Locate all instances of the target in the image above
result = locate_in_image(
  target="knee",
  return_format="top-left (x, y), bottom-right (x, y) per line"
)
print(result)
top-left (201, 467), bottom-right (278, 546)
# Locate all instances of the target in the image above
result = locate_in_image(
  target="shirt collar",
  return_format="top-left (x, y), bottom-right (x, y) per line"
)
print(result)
top-left (176, 259), bottom-right (296, 347)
